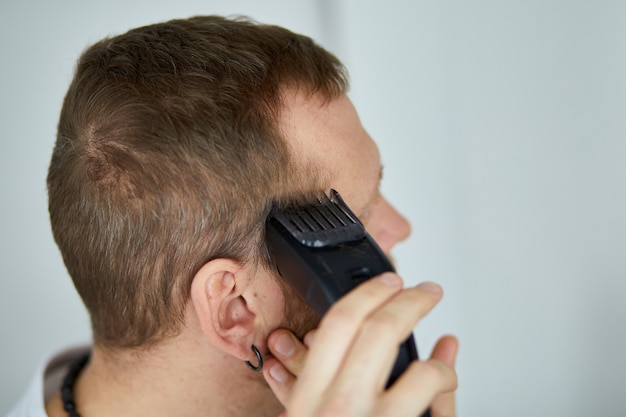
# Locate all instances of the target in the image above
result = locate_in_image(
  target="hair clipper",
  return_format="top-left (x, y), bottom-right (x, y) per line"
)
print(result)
top-left (266, 190), bottom-right (430, 416)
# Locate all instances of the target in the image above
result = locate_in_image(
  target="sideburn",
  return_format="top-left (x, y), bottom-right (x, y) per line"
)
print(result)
top-left (276, 273), bottom-right (321, 340)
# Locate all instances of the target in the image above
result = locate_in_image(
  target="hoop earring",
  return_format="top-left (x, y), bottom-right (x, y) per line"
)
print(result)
top-left (245, 345), bottom-right (263, 371)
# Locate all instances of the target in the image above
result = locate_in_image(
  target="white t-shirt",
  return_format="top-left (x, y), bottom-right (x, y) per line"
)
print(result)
top-left (6, 346), bottom-right (90, 417)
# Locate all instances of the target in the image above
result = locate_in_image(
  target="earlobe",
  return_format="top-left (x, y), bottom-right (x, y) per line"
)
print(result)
top-left (189, 259), bottom-right (257, 361)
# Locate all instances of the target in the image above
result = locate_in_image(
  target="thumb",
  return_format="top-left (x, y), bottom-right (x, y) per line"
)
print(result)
top-left (429, 335), bottom-right (459, 417)
top-left (430, 335), bottom-right (458, 368)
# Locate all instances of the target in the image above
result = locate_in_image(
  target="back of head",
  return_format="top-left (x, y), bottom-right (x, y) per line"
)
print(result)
top-left (47, 15), bottom-right (348, 349)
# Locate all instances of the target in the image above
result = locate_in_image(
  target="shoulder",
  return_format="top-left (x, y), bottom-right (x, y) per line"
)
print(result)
top-left (5, 346), bottom-right (90, 417)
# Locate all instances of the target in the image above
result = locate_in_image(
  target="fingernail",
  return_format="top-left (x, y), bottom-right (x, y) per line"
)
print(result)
top-left (269, 363), bottom-right (288, 383)
top-left (274, 333), bottom-right (295, 357)
top-left (379, 273), bottom-right (402, 286)
top-left (417, 281), bottom-right (442, 294)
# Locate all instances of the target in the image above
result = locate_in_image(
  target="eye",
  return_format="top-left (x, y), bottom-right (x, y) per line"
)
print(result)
top-left (358, 192), bottom-right (381, 226)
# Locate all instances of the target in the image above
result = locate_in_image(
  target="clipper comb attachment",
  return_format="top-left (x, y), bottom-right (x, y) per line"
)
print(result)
top-left (270, 189), bottom-right (365, 248)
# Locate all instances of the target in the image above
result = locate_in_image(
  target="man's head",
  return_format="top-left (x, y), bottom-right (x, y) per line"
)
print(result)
top-left (47, 16), bottom-right (348, 349)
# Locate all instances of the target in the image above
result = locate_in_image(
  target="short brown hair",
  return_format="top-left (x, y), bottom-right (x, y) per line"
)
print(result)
top-left (47, 15), bottom-right (348, 349)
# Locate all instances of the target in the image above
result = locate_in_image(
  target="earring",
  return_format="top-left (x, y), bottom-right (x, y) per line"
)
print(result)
top-left (245, 345), bottom-right (263, 371)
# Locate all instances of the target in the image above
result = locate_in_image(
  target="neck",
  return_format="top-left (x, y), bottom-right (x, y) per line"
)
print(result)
top-left (47, 332), bottom-right (282, 417)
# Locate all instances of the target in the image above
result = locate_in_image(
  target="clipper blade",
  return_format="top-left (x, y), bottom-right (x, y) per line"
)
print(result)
top-left (270, 189), bottom-right (366, 247)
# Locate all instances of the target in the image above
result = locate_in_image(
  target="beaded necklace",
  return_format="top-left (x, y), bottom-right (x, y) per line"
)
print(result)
top-left (60, 353), bottom-right (90, 417)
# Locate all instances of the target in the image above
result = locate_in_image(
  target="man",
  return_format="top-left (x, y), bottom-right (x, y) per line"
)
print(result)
top-left (8, 15), bottom-right (458, 417)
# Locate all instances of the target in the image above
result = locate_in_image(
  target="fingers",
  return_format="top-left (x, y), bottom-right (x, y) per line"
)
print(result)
top-left (431, 389), bottom-right (456, 417)
top-left (269, 329), bottom-right (309, 375)
top-left (263, 358), bottom-right (296, 406)
top-left (295, 273), bottom-right (405, 399)
top-left (429, 335), bottom-right (459, 417)
top-left (264, 329), bottom-right (309, 405)
top-left (265, 273), bottom-right (456, 417)
top-left (430, 335), bottom-right (459, 368)
top-left (330, 281), bottom-right (444, 395)
top-left (291, 276), bottom-right (445, 414)
top-left (303, 329), bottom-right (316, 348)
top-left (377, 358), bottom-right (457, 417)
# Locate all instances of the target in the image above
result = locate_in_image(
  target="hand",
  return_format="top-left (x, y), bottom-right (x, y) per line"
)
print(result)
top-left (262, 273), bottom-right (459, 417)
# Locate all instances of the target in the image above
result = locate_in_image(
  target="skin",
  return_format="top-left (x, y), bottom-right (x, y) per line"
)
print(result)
top-left (44, 89), bottom-right (458, 417)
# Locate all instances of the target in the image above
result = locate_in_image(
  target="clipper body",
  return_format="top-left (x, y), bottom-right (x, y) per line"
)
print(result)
top-left (266, 190), bottom-right (426, 402)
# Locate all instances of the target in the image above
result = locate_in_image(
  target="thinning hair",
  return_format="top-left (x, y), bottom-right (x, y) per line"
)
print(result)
top-left (47, 15), bottom-right (348, 349)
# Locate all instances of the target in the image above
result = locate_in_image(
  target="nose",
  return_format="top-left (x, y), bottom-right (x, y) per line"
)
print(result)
top-left (367, 196), bottom-right (412, 254)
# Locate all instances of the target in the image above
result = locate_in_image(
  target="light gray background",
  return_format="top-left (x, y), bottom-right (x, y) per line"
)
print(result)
top-left (1, 1), bottom-right (625, 416)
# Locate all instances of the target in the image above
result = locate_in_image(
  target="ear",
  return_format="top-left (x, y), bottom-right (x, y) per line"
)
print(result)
top-left (189, 258), bottom-right (257, 362)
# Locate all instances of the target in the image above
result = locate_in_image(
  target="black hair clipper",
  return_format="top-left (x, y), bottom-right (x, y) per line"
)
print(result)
top-left (266, 189), bottom-right (430, 415)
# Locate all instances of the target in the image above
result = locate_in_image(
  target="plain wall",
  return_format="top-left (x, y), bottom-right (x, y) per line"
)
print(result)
top-left (338, 1), bottom-right (626, 415)
top-left (1, 1), bottom-right (625, 416)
